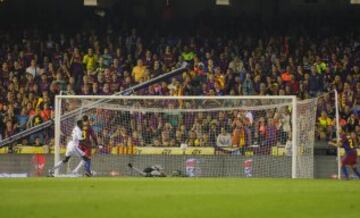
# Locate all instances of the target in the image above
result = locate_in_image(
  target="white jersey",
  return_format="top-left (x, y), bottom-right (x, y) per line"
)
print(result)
top-left (65, 126), bottom-right (85, 157)
top-left (70, 126), bottom-right (83, 147)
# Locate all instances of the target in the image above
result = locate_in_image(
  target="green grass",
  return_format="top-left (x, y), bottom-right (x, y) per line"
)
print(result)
top-left (0, 178), bottom-right (359, 218)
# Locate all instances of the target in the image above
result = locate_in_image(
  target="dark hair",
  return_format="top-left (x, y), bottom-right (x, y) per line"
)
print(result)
top-left (82, 115), bottom-right (89, 121)
top-left (77, 120), bottom-right (83, 127)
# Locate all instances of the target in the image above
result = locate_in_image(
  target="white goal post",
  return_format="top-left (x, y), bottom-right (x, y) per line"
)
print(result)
top-left (54, 95), bottom-right (318, 178)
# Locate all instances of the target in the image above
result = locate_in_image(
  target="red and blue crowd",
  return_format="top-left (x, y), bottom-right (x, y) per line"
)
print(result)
top-left (0, 23), bottom-right (359, 148)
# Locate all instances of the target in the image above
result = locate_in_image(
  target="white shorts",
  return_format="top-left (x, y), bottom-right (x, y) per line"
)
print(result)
top-left (65, 142), bottom-right (85, 158)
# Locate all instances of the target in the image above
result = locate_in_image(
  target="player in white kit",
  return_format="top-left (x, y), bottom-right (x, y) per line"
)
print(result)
top-left (48, 120), bottom-right (91, 176)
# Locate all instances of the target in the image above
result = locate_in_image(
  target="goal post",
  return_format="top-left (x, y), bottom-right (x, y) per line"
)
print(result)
top-left (54, 95), bottom-right (318, 178)
top-left (291, 96), bottom-right (297, 179)
top-left (334, 89), bottom-right (341, 180)
top-left (54, 95), bottom-right (61, 176)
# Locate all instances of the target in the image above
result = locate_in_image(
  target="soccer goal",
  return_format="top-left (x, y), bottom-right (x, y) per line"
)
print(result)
top-left (54, 95), bottom-right (318, 178)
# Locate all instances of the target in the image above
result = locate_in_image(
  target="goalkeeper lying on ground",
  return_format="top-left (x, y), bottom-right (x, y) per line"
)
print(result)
top-left (128, 163), bottom-right (188, 177)
top-left (128, 163), bottom-right (166, 177)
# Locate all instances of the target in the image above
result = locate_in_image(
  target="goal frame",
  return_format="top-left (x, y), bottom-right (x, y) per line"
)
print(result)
top-left (54, 95), bottom-right (298, 178)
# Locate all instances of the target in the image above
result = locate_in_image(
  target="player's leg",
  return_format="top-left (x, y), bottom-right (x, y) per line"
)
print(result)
top-left (341, 165), bottom-right (349, 179)
top-left (72, 160), bottom-right (85, 174)
top-left (82, 156), bottom-right (92, 176)
top-left (51, 157), bottom-right (67, 171)
top-left (73, 144), bottom-right (91, 175)
top-left (83, 147), bottom-right (92, 176)
top-left (73, 146), bottom-right (92, 176)
top-left (48, 156), bottom-right (71, 176)
top-left (341, 155), bottom-right (350, 179)
top-left (128, 163), bottom-right (147, 176)
top-left (351, 166), bottom-right (360, 178)
top-left (349, 151), bottom-right (360, 178)
top-left (49, 142), bottom-right (76, 176)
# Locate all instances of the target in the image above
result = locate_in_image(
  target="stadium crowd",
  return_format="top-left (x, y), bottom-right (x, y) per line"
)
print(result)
top-left (0, 20), bottom-right (359, 150)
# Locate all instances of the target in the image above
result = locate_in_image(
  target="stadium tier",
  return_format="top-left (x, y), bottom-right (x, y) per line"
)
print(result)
top-left (0, 4), bottom-right (359, 179)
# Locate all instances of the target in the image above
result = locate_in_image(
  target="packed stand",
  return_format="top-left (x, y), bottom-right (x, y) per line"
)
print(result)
top-left (0, 24), bottom-right (359, 148)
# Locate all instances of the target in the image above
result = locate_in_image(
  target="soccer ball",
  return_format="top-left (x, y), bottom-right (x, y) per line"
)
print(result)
top-left (110, 171), bottom-right (119, 176)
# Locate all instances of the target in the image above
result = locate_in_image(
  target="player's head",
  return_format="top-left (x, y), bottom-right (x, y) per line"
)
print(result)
top-left (77, 120), bottom-right (83, 129)
top-left (82, 115), bottom-right (89, 122)
top-left (82, 115), bottom-right (89, 126)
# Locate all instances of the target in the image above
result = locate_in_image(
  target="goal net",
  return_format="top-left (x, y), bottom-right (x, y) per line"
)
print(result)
top-left (54, 96), bottom-right (318, 178)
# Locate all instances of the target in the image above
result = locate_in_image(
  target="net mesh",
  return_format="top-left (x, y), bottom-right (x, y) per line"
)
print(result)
top-left (55, 96), bottom-right (317, 178)
top-left (295, 98), bottom-right (318, 178)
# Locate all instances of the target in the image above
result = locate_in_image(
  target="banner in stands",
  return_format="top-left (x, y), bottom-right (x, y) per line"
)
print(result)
top-left (185, 158), bottom-right (201, 176)
top-left (1, 146), bottom-right (357, 157)
top-left (134, 147), bottom-right (215, 155)
top-left (0, 173), bottom-right (28, 178)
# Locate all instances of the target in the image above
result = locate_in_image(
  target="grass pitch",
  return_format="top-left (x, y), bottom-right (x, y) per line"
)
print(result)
top-left (0, 178), bottom-right (359, 218)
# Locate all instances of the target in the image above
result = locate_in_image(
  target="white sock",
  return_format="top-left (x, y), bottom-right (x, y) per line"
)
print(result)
top-left (52, 160), bottom-right (64, 171)
top-left (72, 160), bottom-right (85, 174)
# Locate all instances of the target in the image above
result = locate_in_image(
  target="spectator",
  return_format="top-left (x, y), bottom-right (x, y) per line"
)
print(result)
top-left (161, 129), bottom-right (171, 147)
top-left (54, 72), bottom-right (67, 91)
top-left (308, 66), bottom-right (323, 96)
top-left (181, 46), bottom-right (195, 62)
top-left (216, 127), bottom-right (232, 147)
top-left (16, 108), bottom-right (29, 131)
top-left (242, 73), bottom-right (254, 95)
top-left (25, 59), bottom-right (40, 78)
top-left (317, 111), bottom-right (333, 140)
top-left (208, 122), bottom-right (218, 147)
top-left (345, 113), bottom-right (358, 132)
top-left (102, 48), bottom-right (112, 67)
top-left (232, 119), bottom-right (247, 148)
top-left (132, 59), bottom-right (146, 83)
top-left (4, 120), bottom-right (16, 138)
top-left (83, 48), bottom-right (97, 72)
top-left (186, 130), bottom-right (200, 147)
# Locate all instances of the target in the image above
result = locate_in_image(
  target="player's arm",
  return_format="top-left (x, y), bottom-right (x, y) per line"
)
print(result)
top-left (89, 128), bottom-right (102, 150)
top-left (328, 139), bottom-right (341, 147)
top-left (90, 128), bottom-right (99, 146)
